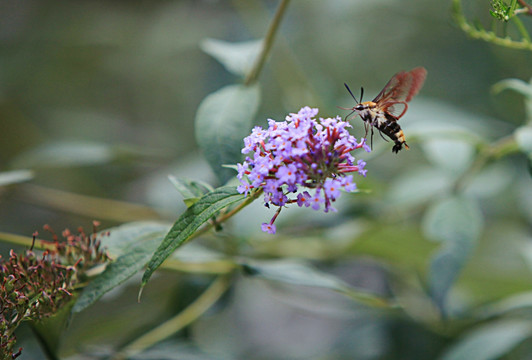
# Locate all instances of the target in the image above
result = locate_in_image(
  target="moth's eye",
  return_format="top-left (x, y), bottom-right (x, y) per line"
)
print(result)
top-left (355, 104), bottom-right (364, 111)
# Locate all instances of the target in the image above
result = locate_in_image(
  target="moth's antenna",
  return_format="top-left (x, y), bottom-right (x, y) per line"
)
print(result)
top-left (360, 87), bottom-right (364, 103)
top-left (344, 83), bottom-right (359, 103)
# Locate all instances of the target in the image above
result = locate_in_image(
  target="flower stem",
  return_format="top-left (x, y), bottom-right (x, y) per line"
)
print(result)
top-left (217, 188), bottom-right (263, 223)
top-left (453, 134), bottom-right (519, 193)
top-left (175, 188), bottom-right (262, 245)
top-left (113, 275), bottom-right (232, 360)
top-left (244, 0), bottom-right (291, 85)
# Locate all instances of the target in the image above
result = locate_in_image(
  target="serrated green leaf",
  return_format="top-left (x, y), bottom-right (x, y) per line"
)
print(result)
top-left (440, 320), bottom-right (532, 360)
top-left (241, 259), bottom-right (392, 308)
top-left (141, 186), bottom-right (245, 291)
top-left (195, 84), bottom-right (260, 183)
top-left (423, 196), bottom-right (483, 311)
top-left (0, 169), bottom-right (33, 186)
top-left (200, 38), bottom-right (263, 78)
top-left (73, 223), bottom-right (168, 313)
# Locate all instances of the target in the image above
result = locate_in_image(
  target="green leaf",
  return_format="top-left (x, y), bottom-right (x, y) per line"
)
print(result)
top-left (479, 291), bottom-right (532, 318)
top-left (12, 141), bottom-right (115, 168)
top-left (168, 176), bottom-right (213, 207)
top-left (492, 78), bottom-right (532, 98)
top-left (0, 169), bottom-right (33, 186)
top-left (492, 79), bottom-right (532, 121)
top-left (141, 186), bottom-right (245, 291)
top-left (440, 320), bottom-right (532, 360)
top-left (200, 38), bottom-right (263, 78)
top-left (73, 222), bottom-right (168, 313)
top-left (423, 196), bottom-right (483, 311)
top-left (515, 126), bottom-right (532, 154)
top-left (421, 139), bottom-right (474, 174)
top-left (195, 84), bottom-right (260, 183)
top-left (463, 162), bottom-right (515, 198)
top-left (241, 259), bottom-right (392, 308)
top-left (99, 221), bottom-right (171, 256)
top-left (387, 167), bottom-right (453, 207)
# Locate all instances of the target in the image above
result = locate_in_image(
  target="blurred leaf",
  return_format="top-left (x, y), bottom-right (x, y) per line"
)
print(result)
top-left (0, 169), bottom-right (33, 186)
top-left (423, 196), bottom-right (483, 311)
top-left (492, 78), bottom-right (532, 121)
top-left (100, 221), bottom-right (171, 257)
top-left (492, 78), bottom-right (532, 98)
top-left (20, 185), bottom-right (162, 223)
top-left (195, 84), bottom-right (260, 183)
top-left (241, 259), bottom-right (392, 307)
top-left (479, 291), bottom-right (532, 319)
top-left (200, 38), bottom-right (263, 78)
top-left (515, 126), bottom-right (532, 176)
top-left (73, 222), bottom-right (168, 313)
top-left (130, 341), bottom-right (220, 360)
top-left (141, 186), bottom-right (245, 291)
top-left (463, 162), bottom-right (514, 198)
top-left (515, 126), bottom-right (532, 154)
top-left (168, 176), bottom-right (213, 207)
top-left (407, 99), bottom-right (496, 143)
top-left (11, 141), bottom-right (163, 169)
top-left (12, 141), bottom-right (115, 168)
top-left (421, 139), bottom-right (474, 174)
top-left (351, 223), bottom-right (436, 270)
top-left (32, 299), bottom-right (76, 357)
top-left (165, 242), bottom-right (236, 274)
top-left (170, 242), bottom-right (225, 262)
top-left (440, 320), bottom-right (532, 360)
top-left (387, 167), bottom-right (453, 207)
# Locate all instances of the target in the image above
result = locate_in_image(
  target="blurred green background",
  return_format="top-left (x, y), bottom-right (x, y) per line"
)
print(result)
top-left (2, 0), bottom-right (532, 359)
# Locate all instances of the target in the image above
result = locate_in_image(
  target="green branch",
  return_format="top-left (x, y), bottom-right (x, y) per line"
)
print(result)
top-left (114, 276), bottom-right (232, 360)
top-left (453, 135), bottom-right (519, 193)
top-left (454, 0), bottom-right (532, 50)
top-left (244, 0), bottom-right (291, 85)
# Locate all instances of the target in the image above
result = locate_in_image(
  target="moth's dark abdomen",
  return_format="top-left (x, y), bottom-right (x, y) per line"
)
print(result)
top-left (377, 114), bottom-right (409, 153)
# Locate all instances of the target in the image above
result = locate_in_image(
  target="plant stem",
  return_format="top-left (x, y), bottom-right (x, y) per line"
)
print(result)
top-left (113, 275), bottom-right (232, 360)
top-left (511, 15), bottom-right (531, 42)
top-left (182, 188), bottom-right (262, 245)
top-left (453, 135), bottom-right (519, 193)
top-left (453, 0), bottom-right (532, 50)
top-left (244, 0), bottom-right (291, 85)
top-left (217, 188), bottom-right (263, 223)
top-left (518, 0), bottom-right (532, 14)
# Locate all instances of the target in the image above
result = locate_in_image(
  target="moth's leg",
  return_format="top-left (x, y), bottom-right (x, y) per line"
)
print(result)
top-left (363, 121), bottom-right (370, 138)
top-left (378, 130), bottom-right (389, 142)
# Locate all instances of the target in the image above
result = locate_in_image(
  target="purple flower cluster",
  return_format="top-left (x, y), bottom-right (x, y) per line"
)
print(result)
top-left (237, 106), bottom-right (370, 234)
